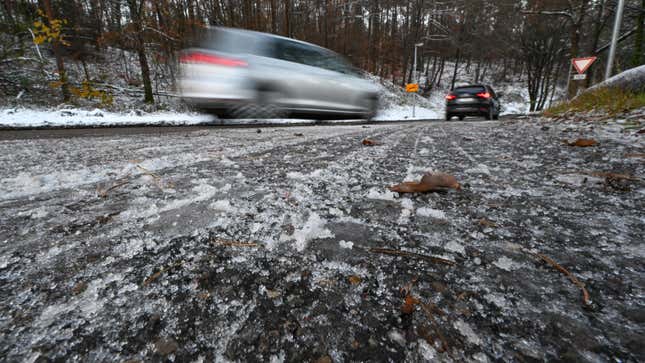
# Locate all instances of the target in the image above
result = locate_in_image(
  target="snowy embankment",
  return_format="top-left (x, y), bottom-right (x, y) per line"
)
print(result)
top-left (0, 108), bottom-right (214, 128)
top-left (589, 64), bottom-right (645, 93)
top-left (0, 106), bottom-right (441, 129)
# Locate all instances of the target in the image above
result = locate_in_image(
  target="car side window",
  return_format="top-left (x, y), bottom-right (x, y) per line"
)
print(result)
top-left (273, 39), bottom-right (304, 64)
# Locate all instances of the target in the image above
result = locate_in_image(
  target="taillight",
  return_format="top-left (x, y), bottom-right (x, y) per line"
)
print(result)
top-left (445, 94), bottom-right (456, 101)
top-left (476, 92), bottom-right (491, 99)
top-left (180, 52), bottom-right (247, 67)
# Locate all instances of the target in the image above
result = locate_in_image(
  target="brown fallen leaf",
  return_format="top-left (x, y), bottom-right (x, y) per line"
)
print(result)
top-left (624, 153), bottom-right (645, 159)
top-left (401, 294), bottom-right (420, 314)
top-left (590, 171), bottom-right (641, 182)
top-left (389, 172), bottom-right (460, 193)
top-left (568, 138), bottom-right (598, 147)
top-left (155, 338), bottom-right (178, 356)
top-left (71, 281), bottom-right (87, 295)
top-left (348, 275), bottom-right (362, 285)
top-left (478, 218), bottom-right (497, 228)
top-left (362, 138), bottom-right (377, 146)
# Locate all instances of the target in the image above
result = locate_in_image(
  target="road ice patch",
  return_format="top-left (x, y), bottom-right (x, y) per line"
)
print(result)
top-left (291, 213), bottom-right (334, 251)
top-left (416, 207), bottom-right (446, 219)
top-left (493, 256), bottom-right (522, 271)
top-left (366, 187), bottom-right (397, 201)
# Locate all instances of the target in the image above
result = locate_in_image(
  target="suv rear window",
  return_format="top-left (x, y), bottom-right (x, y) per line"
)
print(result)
top-left (454, 86), bottom-right (486, 94)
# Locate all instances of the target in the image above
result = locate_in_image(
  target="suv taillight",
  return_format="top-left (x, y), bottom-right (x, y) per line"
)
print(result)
top-left (476, 92), bottom-right (491, 99)
top-left (445, 94), bottom-right (456, 101)
top-left (180, 52), bottom-right (247, 67)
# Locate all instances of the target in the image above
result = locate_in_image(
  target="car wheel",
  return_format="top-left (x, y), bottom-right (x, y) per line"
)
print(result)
top-left (485, 107), bottom-right (493, 120)
top-left (445, 113), bottom-right (452, 121)
top-left (493, 112), bottom-right (499, 120)
top-left (232, 89), bottom-right (287, 119)
top-left (364, 97), bottom-right (378, 121)
top-left (458, 116), bottom-right (465, 121)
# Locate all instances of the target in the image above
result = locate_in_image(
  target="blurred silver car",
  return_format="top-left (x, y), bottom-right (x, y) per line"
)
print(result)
top-left (178, 27), bottom-right (380, 119)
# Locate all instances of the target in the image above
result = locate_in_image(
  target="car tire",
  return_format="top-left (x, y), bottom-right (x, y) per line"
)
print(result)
top-left (485, 107), bottom-right (493, 120)
top-left (364, 97), bottom-right (378, 122)
top-left (458, 116), bottom-right (465, 121)
top-left (232, 89), bottom-right (287, 119)
top-left (445, 114), bottom-right (452, 121)
top-left (493, 112), bottom-right (499, 120)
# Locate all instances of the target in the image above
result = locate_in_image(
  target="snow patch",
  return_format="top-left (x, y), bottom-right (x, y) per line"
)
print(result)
top-left (292, 213), bottom-right (334, 251)
top-left (493, 256), bottom-right (522, 271)
top-left (416, 207), bottom-right (446, 219)
top-left (366, 187), bottom-right (397, 201)
top-left (454, 320), bottom-right (482, 346)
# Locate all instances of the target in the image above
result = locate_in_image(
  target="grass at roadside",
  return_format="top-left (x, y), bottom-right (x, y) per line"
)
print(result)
top-left (544, 87), bottom-right (645, 117)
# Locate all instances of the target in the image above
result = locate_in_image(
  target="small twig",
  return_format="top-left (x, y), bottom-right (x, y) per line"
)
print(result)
top-left (143, 261), bottom-right (184, 286)
top-left (136, 165), bottom-right (161, 179)
top-left (211, 238), bottom-right (259, 248)
top-left (97, 180), bottom-right (130, 198)
top-left (523, 249), bottom-right (591, 306)
top-left (27, 28), bottom-right (44, 61)
top-left (136, 165), bottom-right (174, 189)
top-left (368, 247), bottom-right (456, 266)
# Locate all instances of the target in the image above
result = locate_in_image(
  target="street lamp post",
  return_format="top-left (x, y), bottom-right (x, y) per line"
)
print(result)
top-left (412, 42), bottom-right (423, 118)
top-left (605, 0), bottom-right (625, 80)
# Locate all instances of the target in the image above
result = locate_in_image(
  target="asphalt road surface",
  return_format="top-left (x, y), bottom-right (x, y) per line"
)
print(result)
top-left (0, 119), bottom-right (643, 362)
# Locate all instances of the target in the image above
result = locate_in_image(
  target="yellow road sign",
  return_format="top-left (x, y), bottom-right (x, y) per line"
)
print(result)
top-left (406, 83), bottom-right (419, 93)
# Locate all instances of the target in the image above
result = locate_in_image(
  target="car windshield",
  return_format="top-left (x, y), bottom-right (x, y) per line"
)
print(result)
top-left (454, 86), bottom-right (486, 94)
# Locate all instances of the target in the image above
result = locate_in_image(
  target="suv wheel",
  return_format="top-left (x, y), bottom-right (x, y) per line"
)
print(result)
top-left (485, 107), bottom-right (493, 120)
top-left (445, 113), bottom-right (452, 121)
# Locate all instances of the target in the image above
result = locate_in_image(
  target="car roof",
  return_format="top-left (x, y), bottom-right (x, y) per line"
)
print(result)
top-left (454, 84), bottom-right (489, 89)
top-left (211, 26), bottom-right (331, 53)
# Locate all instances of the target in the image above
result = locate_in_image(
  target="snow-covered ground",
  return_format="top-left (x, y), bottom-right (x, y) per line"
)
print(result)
top-left (0, 118), bottom-right (643, 361)
top-left (0, 106), bottom-right (441, 129)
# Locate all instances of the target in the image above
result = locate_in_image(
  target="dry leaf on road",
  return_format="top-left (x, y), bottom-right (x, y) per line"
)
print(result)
top-left (362, 138), bottom-right (377, 146)
top-left (390, 172), bottom-right (460, 193)
top-left (567, 138), bottom-right (598, 147)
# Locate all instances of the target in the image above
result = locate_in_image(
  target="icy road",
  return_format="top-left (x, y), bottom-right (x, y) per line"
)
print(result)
top-left (0, 120), bottom-right (643, 362)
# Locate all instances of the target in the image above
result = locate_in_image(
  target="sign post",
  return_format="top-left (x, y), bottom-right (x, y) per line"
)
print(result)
top-left (406, 83), bottom-right (419, 117)
top-left (605, 0), bottom-right (625, 80)
top-left (411, 42), bottom-right (423, 118)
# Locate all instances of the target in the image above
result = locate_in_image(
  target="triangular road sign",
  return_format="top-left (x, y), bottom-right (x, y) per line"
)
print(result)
top-left (572, 57), bottom-right (597, 74)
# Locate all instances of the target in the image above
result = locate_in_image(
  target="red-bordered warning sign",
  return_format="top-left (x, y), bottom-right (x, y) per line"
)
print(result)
top-left (572, 57), bottom-right (597, 74)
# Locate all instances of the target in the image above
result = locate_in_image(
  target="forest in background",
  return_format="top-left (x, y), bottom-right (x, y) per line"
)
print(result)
top-left (0, 0), bottom-right (643, 112)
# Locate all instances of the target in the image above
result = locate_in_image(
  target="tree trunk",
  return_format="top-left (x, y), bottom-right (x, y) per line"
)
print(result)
top-left (284, 0), bottom-right (290, 37)
top-left (127, 0), bottom-right (154, 103)
top-left (450, 48), bottom-right (461, 90)
top-left (43, 0), bottom-right (70, 102)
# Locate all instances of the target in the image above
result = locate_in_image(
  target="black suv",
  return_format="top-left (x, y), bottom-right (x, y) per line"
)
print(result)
top-left (445, 85), bottom-right (501, 121)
